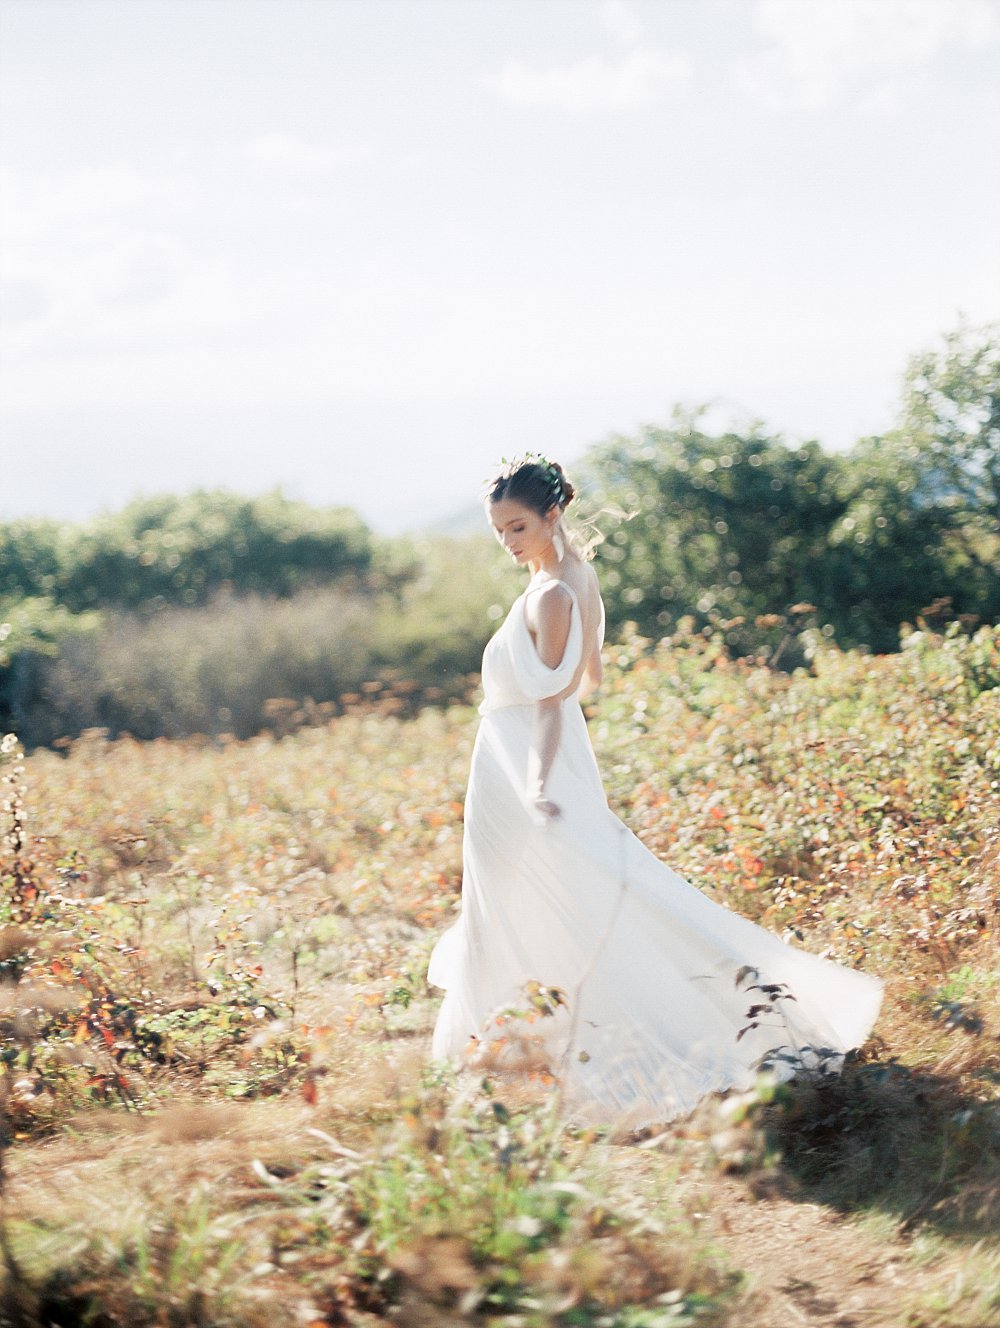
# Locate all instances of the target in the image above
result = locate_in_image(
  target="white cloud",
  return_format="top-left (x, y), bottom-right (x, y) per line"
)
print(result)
top-left (242, 132), bottom-right (372, 174)
top-left (0, 165), bottom-right (197, 341)
top-left (735, 0), bottom-right (999, 109)
top-left (858, 80), bottom-right (908, 118)
top-left (600, 0), bottom-right (642, 48)
top-left (490, 47), bottom-right (689, 112)
top-left (0, 277), bottom-right (49, 325)
top-left (0, 162), bottom-right (249, 369)
top-left (86, 234), bottom-right (188, 311)
top-left (0, 165), bottom-right (190, 245)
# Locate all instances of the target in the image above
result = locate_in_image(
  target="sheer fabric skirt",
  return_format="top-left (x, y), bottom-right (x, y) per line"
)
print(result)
top-left (429, 701), bottom-right (884, 1127)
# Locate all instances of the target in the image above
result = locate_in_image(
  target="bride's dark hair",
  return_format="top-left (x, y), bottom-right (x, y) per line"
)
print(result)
top-left (486, 456), bottom-right (605, 561)
top-left (486, 457), bottom-right (576, 516)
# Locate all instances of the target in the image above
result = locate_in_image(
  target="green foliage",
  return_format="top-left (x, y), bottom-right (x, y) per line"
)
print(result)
top-left (582, 320), bottom-right (999, 653)
top-left (372, 533), bottom-right (516, 690)
top-left (899, 318), bottom-right (1000, 534)
top-left (0, 489), bottom-right (373, 612)
top-left (3, 1080), bottom-right (739, 1326)
top-left (0, 598), bottom-right (103, 741)
top-left (582, 409), bottom-right (848, 649)
top-left (0, 596), bottom-right (101, 669)
top-left (829, 320), bottom-right (1000, 647)
top-left (0, 520), bottom-right (64, 609)
top-left (335, 1077), bottom-right (737, 1323)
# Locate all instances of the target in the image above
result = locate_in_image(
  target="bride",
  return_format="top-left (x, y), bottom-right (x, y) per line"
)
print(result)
top-left (428, 456), bottom-right (883, 1126)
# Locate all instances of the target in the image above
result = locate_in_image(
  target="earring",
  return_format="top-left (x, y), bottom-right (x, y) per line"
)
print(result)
top-left (552, 527), bottom-right (565, 563)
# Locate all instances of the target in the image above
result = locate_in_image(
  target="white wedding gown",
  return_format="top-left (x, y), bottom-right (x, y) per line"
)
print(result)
top-left (428, 573), bottom-right (883, 1126)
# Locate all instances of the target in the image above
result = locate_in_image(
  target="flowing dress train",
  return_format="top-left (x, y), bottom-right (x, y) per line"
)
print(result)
top-left (428, 574), bottom-right (883, 1126)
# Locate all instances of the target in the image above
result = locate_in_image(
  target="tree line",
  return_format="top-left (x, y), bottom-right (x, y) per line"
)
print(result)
top-left (1, 319), bottom-right (997, 745)
top-left (0, 489), bottom-right (372, 612)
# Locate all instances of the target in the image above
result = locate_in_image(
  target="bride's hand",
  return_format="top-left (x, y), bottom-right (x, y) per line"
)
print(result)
top-left (530, 794), bottom-right (561, 824)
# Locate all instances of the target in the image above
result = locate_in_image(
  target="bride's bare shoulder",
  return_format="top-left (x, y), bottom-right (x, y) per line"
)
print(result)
top-left (524, 575), bottom-right (573, 620)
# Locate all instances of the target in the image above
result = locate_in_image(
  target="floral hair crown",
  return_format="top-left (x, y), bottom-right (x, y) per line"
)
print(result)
top-left (494, 452), bottom-right (568, 508)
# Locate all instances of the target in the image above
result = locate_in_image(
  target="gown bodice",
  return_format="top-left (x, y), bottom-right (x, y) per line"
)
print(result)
top-left (479, 576), bottom-right (588, 713)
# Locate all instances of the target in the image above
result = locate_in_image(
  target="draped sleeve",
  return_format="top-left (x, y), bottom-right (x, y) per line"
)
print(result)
top-left (479, 580), bottom-right (583, 711)
top-left (515, 583), bottom-right (583, 701)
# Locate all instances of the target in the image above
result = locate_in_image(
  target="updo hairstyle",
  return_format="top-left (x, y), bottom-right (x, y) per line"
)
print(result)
top-left (486, 457), bottom-right (576, 517)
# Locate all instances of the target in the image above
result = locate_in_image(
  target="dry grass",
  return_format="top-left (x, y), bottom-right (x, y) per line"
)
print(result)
top-left (2, 626), bottom-right (999, 1326)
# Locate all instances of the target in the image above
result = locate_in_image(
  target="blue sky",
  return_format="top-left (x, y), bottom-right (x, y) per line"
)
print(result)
top-left (2, 0), bottom-right (998, 531)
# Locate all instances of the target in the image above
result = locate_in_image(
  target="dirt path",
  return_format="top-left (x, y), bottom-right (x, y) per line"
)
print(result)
top-left (605, 1140), bottom-right (987, 1328)
top-left (708, 1180), bottom-right (917, 1327)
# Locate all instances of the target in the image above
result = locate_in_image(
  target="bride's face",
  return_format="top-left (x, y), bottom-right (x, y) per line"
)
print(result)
top-left (489, 499), bottom-right (556, 566)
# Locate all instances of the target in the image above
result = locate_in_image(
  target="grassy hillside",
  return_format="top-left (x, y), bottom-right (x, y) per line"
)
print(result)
top-left (1, 623), bottom-right (998, 1326)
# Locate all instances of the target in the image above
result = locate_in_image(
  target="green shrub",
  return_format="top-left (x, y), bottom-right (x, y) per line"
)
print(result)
top-left (0, 490), bottom-right (373, 612)
top-left (15, 588), bottom-right (377, 744)
top-left (0, 597), bottom-right (102, 737)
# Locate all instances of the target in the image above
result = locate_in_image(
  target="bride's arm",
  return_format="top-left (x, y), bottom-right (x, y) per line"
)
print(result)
top-left (576, 575), bottom-right (605, 699)
top-left (576, 642), bottom-right (603, 699)
top-left (528, 696), bottom-right (562, 819)
top-left (526, 584), bottom-right (572, 819)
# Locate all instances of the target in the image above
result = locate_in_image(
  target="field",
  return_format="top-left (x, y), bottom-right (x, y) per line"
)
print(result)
top-left (2, 621), bottom-right (999, 1327)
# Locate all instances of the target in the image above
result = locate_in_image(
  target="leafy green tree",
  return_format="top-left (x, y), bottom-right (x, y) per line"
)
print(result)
top-left (899, 318), bottom-right (999, 541)
top-left (832, 321), bottom-right (1000, 647)
top-left (0, 597), bottom-right (102, 738)
top-left (580, 408), bottom-right (851, 645)
top-left (582, 323), bottom-right (999, 653)
top-left (0, 490), bottom-right (374, 612)
top-left (0, 518), bottom-right (64, 601)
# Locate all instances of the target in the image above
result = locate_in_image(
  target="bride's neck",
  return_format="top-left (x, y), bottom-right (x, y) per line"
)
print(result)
top-left (530, 549), bottom-right (576, 578)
